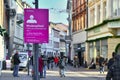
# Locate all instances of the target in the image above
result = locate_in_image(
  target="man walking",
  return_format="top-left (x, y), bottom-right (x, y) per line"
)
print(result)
top-left (98, 55), bottom-right (105, 73)
top-left (107, 52), bottom-right (116, 69)
top-left (106, 54), bottom-right (120, 80)
top-left (13, 51), bottom-right (21, 77)
top-left (58, 57), bottom-right (65, 77)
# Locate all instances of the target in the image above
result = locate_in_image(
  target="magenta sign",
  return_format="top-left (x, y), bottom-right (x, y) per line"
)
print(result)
top-left (24, 9), bottom-right (49, 43)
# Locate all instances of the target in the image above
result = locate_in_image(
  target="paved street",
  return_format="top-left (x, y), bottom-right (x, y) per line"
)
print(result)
top-left (0, 66), bottom-right (107, 80)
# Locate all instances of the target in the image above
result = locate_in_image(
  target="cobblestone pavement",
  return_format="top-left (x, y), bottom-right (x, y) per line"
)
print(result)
top-left (0, 66), bottom-right (107, 80)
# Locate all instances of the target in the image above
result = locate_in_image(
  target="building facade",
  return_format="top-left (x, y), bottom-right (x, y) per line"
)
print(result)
top-left (8, 0), bottom-right (32, 58)
top-left (86, 0), bottom-right (120, 64)
top-left (41, 22), bottom-right (68, 57)
top-left (71, 0), bottom-right (87, 66)
top-left (0, 0), bottom-right (10, 74)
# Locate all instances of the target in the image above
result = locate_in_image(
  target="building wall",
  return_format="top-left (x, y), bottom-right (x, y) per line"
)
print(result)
top-left (71, 0), bottom-right (87, 64)
top-left (13, 0), bottom-right (24, 51)
top-left (86, 0), bottom-right (120, 64)
top-left (0, 0), bottom-right (8, 60)
top-left (108, 38), bottom-right (120, 58)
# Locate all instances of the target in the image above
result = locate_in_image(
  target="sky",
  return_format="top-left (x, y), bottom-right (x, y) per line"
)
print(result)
top-left (26, 0), bottom-right (68, 25)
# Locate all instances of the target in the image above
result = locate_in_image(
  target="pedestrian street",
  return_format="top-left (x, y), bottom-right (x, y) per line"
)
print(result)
top-left (0, 66), bottom-right (107, 80)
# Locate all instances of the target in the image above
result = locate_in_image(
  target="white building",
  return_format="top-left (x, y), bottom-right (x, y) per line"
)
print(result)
top-left (9, 0), bottom-right (32, 57)
top-left (41, 22), bottom-right (68, 57)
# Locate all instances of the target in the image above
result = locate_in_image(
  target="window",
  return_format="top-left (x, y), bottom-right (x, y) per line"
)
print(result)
top-left (97, 5), bottom-right (100, 23)
top-left (96, 41), bottom-right (100, 57)
top-left (103, 2), bottom-right (106, 20)
top-left (90, 8), bottom-right (95, 27)
top-left (113, 0), bottom-right (117, 16)
top-left (101, 40), bottom-right (108, 58)
top-left (54, 42), bottom-right (59, 48)
top-left (54, 30), bottom-right (59, 38)
top-left (89, 42), bottom-right (94, 59)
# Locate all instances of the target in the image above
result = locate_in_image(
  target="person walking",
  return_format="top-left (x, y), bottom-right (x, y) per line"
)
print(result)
top-left (42, 55), bottom-right (47, 78)
top-left (12, 51), bottom-right (21, 77)
top-left (47, 56), bottom-right (50, 69)
top-left (38, 55), bottom-right (44, 78)
top-left (98, 55), bottom-right (105, 73)
top-left (106, 54), bottom-right (120, 80)
top-left (107, 52), bottom-right (116, 70)
top-left (54, 56), bottom-right (59, 67)
top-left (58, 57), bottom-right (65, 77)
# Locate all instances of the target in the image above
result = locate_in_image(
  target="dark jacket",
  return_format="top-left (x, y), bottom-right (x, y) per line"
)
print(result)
top-left (107, 58), bottom-right (115, 69)
top-left (58, 59), bottom-right (65, 69)
top-left (13, 53), bottom-right (21, 65)
top-left (99, 57), bottom-right (104, 67)
top-left (106, 55), bottom-right (120, 80)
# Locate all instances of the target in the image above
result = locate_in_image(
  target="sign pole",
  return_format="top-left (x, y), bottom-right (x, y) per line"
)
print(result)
top-left (24, 1), bottom-right (48, 80)
top-left (33, 0), bottom-right (39, 80)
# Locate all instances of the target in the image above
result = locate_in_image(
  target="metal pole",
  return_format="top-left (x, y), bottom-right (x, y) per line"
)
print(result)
top-left (33, 0), bottom-right (39, 80)
top-left (27, 44), bottom-right (30, 76)
top-left (68, 0), bottom-right (72, 60)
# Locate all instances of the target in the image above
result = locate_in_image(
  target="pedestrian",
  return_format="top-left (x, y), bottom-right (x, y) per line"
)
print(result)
top-left (42, 55), bottom-right (47, 78)
top-left (38, 55), bottom-right (44, 78)
top-left (47, 56), bottom-right (50, 69)
top-left (58, 57), bottom-right (65, 77)
top-left (98, 55), bottom-right (105, 73)
top-left (107, 52), bottom-right (116, 70)
top-left (50, 56), bottom-right (54, 69)
top-left (54, 56), bottom-right (59, 67)
top-left (12, 51), bottom-right (21, 77)
top-left (89, 58), bottom-right (96, 69)
top-left (106, 54), bottom-right (120, 80)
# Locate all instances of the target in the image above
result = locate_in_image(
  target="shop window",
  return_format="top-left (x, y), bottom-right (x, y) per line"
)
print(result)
top-left (101, 39), bottom-right (108, 58)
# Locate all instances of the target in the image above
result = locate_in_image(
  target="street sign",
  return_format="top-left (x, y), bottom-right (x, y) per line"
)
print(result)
top-left (24, 9), bottom-right (49, 43)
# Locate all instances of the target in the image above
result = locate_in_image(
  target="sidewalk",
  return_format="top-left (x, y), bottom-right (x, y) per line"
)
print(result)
top-left (0, 65), bottom-right (107, 80)
top-left (0, 70), bottom-right (32, 80)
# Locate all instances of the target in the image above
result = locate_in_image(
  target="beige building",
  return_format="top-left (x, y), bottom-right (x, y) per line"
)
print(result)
top-left (0, 0), bottom-right (9, 74)
top-left (0, 0), bottom-right (9, 61)
top-left (86, 0), bottom-right (120, 64)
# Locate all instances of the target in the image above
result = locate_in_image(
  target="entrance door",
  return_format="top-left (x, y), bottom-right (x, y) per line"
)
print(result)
top-left (78, 51), bottom-right (84, 66)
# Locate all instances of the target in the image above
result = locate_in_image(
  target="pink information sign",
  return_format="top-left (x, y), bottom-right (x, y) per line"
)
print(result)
top-left (24, 9), bottom-right (49, 43)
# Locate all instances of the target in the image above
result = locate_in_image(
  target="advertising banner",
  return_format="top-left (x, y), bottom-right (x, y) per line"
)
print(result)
top-left (24, 9), bottom-right (49, 43)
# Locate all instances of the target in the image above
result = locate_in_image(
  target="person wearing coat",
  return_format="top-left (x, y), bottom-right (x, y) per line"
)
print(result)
top-left (13, 51), bottom-right (21, 77)
top-left (38, 55), bottom-right (44, 78)
top-left (106, 54), bottom-right (120, 80)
